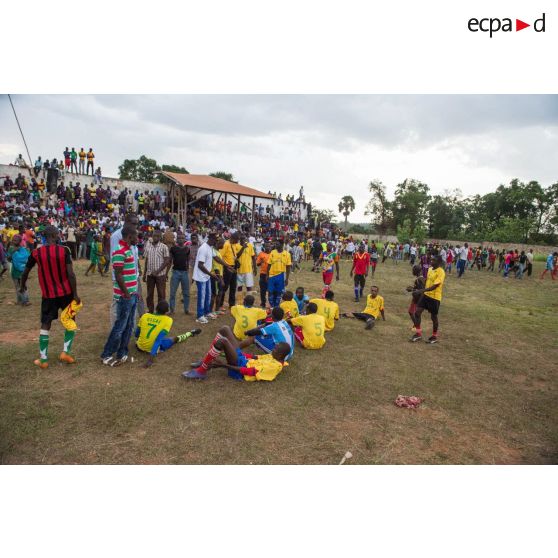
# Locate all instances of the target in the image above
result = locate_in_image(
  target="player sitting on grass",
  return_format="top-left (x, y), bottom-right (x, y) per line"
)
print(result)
top-left (280, 290), bottom-right (299, 318)
top-left (289, 302), bottom-right (326, 349)
top-left (341, 285), bottom-right (385, 330)
top-left (136, 300), bottom-right (201, 368)
top-left (310, 290), bottom-right (339, 332)
top-left (241, 306), bottom-right (295, 361)
top-left (293, 286), bottom-right (309, 315)
top-left (406, 265), bottom-right (425, 331)
top-left (182, 325), bottom-right (290, 381)
top-left (230, 294), bottom-right (268, 341)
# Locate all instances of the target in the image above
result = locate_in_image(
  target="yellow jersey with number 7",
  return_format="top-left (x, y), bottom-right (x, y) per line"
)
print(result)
top-left (136, 313), bottom-right (173, 352)
top-left (231, 305), bottom-right (267, 340)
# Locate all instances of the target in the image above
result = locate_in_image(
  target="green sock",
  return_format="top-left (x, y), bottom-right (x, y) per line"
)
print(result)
top-left (176, 332), bottom-right (193, 343)
top-left (63, 330), bottom-right (76, 354)
top-left (39, 330), bottom-right (49, 362)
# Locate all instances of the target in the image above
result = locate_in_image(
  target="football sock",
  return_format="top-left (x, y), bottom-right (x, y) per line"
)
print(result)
top-left (39, 329), bottom-right (49, 362)
top-left (63, 329), bottom-right (75, 354)
top-left (176, 332), bottom-right (193, 343)
top-left (197, 345), bottom-right (221, 372)
top-left (354, 287), bottom-right (359, 299)
top-left (359, 287), bottom-right (364, 297)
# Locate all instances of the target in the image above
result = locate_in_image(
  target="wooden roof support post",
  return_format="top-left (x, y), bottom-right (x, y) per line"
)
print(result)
top-left (251, 196), bottom-right (256, 234)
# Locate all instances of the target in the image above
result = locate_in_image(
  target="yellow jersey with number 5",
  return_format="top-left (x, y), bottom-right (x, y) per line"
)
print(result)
top-left (291, 314), bottom-right (326, 349)
top-left (136, 313), bottom-right (173, 352)
top-left (309, 298), bottom-right (339, 331)
top-left (231, 305), bottom-right (267, 340)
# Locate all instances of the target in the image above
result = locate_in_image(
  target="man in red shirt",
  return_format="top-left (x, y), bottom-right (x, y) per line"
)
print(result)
top-left (20, 226), bottom-right (80, 369)
top-left (350, 243), bottom-right (370, 302)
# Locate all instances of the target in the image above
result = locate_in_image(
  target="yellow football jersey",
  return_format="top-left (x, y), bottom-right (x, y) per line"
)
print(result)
top-left (136, 313), bottom-right (173, 352)
top-left (363, 295), bottom-right (384, 318)
top-left (268, 249), bottom-right (292, 277)
top-left (231, 305), bottom-right (267, 340)
top-left (243, 354), bottom-right (285, 382)
top-left (291, 314), bottom-right (326, 349)
top-left (310, 298), bottom-right (339, 331)
top-left (424, 267), bottom-right (445, 301)
top-left (280, 299), bottom-right (299, 318)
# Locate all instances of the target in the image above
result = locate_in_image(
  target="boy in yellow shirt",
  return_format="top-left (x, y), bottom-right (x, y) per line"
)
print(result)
top-left (235, 235), bottom-right (257, 303)
top-left (342, 285), bottom-right (385, 330)
top-left (280, 290), bottom-right (299, 318)
top-left (135, 301), bottom-right (201, 367)
top-left (310, 290), bottom-right (339, 331)
top-left (182, 325), bottom-right (290, 381)
top-left (410, 255), bottom-right (445, 344)
top-left (290, 302), bottom-right (326, 349)
top-left (266, 239), bottom-right (292, 307)
top-left (230, 294), bottom-right (268, 340)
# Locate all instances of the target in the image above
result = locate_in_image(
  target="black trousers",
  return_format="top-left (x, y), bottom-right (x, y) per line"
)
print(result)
top-left (223, 268), bottom-right (238, 306)
top-left (259, 274), bottom-right (268, 307)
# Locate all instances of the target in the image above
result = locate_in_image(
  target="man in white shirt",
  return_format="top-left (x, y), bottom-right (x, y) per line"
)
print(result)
top-left (457, 242), bottom-right (468, 278)
top-left (526, 248), bottom-right (534, 277)
top-left (193, 233), bottom-right (220, 324)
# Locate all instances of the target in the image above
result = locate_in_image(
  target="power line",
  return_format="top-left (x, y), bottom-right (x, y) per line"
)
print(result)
top-left (8, 94), bottom-right (33, 167)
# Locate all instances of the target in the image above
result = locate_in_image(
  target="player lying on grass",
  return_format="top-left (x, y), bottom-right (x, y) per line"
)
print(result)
top-left (182, 325), bottom-right (290, 381)
top-left (230, 294), bottom-right (268, 340)
top-left (341, 285), bottom-right (385, 330)
top-left (240, 306), bottom-right (295, 361)
top-left (135, 300), bottom-right (201, 368)
top-left (288, 301), bottom-right (326, 349)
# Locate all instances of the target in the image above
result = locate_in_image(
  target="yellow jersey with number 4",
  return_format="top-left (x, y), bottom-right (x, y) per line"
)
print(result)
top-left (136, 313), bottom-right (173, 352)
top-left (231, 305), bottom-right (267, 340)
top-left (291, 314), bottom-right (326, 349)
top-left (309, 298), bottom-right (339, 331)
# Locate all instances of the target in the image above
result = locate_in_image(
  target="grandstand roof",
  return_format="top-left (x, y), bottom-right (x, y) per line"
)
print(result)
top-left (159, 171), bottom-right (275, 199)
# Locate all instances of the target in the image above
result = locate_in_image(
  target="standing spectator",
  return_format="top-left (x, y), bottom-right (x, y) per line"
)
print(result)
top-left (7, 235), bottom-right (30, 306)
top-left (143, 230), bottom-right (171, 313)
top-left (457, 243), bottom-right (468, 278)
top-left (192, 233), bottom-right (220, 324)
top-left (100, 225), bottom-right (138, 366)
top-left (526, 249), bottom-right (534, 277)
top-left (78, 147), bottom-right (86, 174)
top-left (66, 223), bottom-right (77, 260)
top-left (34, 156), bottom-right (43, 177)
top-left (70, 147), bottom-right (78, 174)
top-left (169, 232), bottom-right (190, 315)
top-left (86, 148), bottom-right (95, 175)
top-left (63, 147), bottom-right (71, 171)
top-left (20, 226), bottom-right (80, 368)
top-left (14, 154), bottom-right (26, 167)
top-left (94, 167), bottom-right (102, 184)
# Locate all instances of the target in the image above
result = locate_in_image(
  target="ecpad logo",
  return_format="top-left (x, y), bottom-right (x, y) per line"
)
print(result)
top-left (468, 13), bottom-right (546, 37)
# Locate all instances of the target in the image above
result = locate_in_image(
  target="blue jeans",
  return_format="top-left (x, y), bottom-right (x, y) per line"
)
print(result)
top-left (457, 259), bottom-right (466, 277)
top-left (196, 280), bottom-right (212, 318)
top-left (267, 273), bottom-right (285, 307)
top-left (169, 270), bottom-right (190, 312)
top-left (101, 295), bottom-right (137, 359)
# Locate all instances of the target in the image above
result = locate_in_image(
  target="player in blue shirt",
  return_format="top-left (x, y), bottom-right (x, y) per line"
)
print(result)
top-left (242, 306), bottom-right (295, 361)
top-left (293, 286), bottom-right (309, 315)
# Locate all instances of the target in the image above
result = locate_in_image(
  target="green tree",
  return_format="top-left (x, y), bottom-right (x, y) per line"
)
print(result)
top-left (311, 207), bottom-right (337, 227)
top-left (397, 218), bottom-right (427, 244)
top-left (392, 178), bottom-right (431, 235)
top-left (161, 164), bottom-right (189, 175)
top-left (338, 195), bottom-right (356, 230)
top-left (118, 155), bottom-right (160, 182)
top-left (210, 171), bottom-right (237, 183)
top-left (365, 179), bottom-right (393, 235)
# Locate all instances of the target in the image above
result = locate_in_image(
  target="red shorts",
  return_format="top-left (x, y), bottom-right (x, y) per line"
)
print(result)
top-left (322, 270), bottom-right (334, 285)
top-left (65, 158), bottom-right (71, 168)
top-left (371, 260), bottom-right (377, 268)
top-left (294, 326), bottom-right (304, 344)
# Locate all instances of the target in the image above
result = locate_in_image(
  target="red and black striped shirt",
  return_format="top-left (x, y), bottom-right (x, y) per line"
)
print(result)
top-left (27, 244), bottom-right (73, 299)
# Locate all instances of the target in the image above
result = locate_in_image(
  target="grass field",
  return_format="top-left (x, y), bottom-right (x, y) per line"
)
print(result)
top-left (0, 257), bottom-right (557, 464)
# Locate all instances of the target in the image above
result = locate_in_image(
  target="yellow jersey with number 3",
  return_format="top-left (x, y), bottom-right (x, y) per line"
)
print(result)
top-left (231, 305), bottom-right (267, 340)
top-left (309, 298), bottom-right (339, 331)
top-left (291, 314), bottom-right (326, 349)
top-left (136, 313), bottom-right (173, 352)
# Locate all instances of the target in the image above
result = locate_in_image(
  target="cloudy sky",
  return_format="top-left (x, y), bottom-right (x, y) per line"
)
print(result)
top-left (1, 95), bottom-right (557, 221)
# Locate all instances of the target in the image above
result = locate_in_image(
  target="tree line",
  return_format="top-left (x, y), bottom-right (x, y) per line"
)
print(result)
top-left (365, 178), bottom-right (558, 244)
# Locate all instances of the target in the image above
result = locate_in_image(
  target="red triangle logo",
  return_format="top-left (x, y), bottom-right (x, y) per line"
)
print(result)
top-left (516, 19), bottom-right (530, 31)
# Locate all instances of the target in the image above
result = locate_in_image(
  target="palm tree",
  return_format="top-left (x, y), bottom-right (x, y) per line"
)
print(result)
top-left (338, 195), bottom-right (356, 230)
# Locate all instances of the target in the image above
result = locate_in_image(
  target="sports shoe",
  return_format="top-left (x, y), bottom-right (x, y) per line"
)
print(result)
top-left (427, 335), bottom-right (438, 344)
top-left (102, 356), bottom-right (115, 366)
top-left (34, 359), bottom-right (48, 369)
top-left (206, 312), bottom-right (218, 320)
top-left (196, 316), bottom-right (209, 324)
top-left (111, 355), bottom-right (129, 367)
top-left (365, 318), bottom-right (375, 330)
top-left (409, 333), bottom-right (422, 342)
top-left (182, 369), bottom-right (207, 380)
top-left (190, 360), bottom-right (202, 368)
top-left (59, 352), bottom-right (76, 364)
top-left (190, 328), bottom-right (202, 336)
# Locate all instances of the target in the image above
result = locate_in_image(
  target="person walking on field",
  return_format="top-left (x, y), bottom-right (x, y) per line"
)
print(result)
top-left (540, 252), bottom-right (558, 281)
top-left (457, 243), bottom-right (468, 278)
top-left (20, 226), bottom-right (80, 368)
